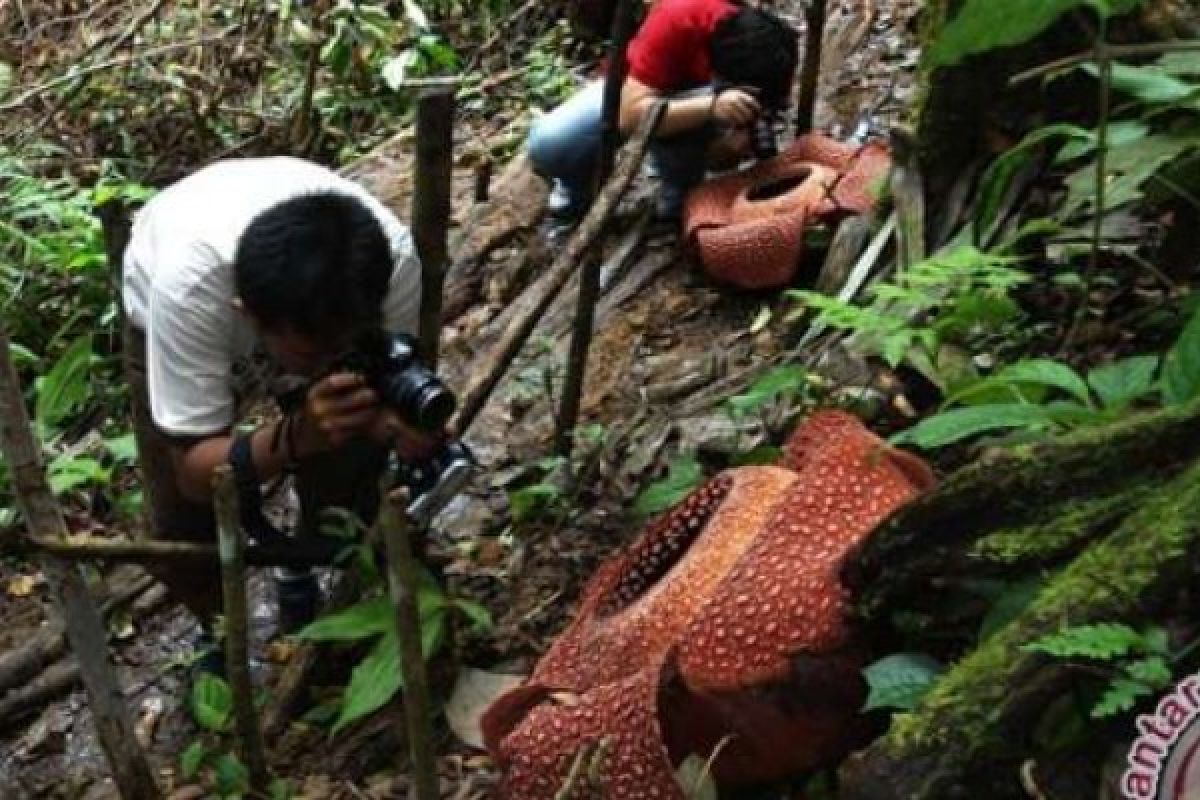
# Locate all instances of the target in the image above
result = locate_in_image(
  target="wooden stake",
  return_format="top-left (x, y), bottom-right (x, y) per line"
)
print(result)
top-left (795, 0), bottom-right (828, 135)
top-left (0, 326), bottom-right (160, 800)
top-left (379, 488), bottom-right (439, 800)
top-left (555, 0), bottom-right (642, 457)
top-left (413, 84), bottom-right (456, 370)
top-left (450, 100), bottom-right (667, 437)
top-left (212, 466), bottom-right (269, 790)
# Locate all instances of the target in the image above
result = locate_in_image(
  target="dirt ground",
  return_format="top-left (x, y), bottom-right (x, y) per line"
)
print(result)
top-left (0, 1), bottom-right (922, 796)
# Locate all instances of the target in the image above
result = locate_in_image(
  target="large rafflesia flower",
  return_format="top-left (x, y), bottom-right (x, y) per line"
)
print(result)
top-left (482, 411), bottom-right (934, 799)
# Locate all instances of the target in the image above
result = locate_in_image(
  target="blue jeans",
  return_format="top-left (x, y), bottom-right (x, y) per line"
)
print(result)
top-left (527, 80), bottom-right (714, 218)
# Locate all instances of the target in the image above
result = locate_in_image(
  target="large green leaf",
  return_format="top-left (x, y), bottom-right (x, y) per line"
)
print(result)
top-left (891, 404), bottom-right (1055, 449)
top-left (296, 597), bottom-right (392, 642)
top-left (333, 610), bottom-right (447, 733)
top-left (949, 359), bottom-right (1091, 407)
top-left (1064, 132), bottom-right (1200, 217)
top-left (1084, 61), bottom-right (1199, 106)
top-left (634, 456), bottom-right (704, 516)
top-left (47, 455), bottom-right (110, 494)
top-left (928, 0), bottom-right (1143, 68)
top-left (1086, 355), bottom-right (1160, 411)
top-left (1055, 120), bottom-right (1148, 164)
top-left (975, 124), bottom-right (1091, 241)
top-left (1163, 306), bottom-right (1200, 405)
top-left (297, 585), bottom-right (447, 645)
top-left (34, 335), bottom-right (94, 432)
top-left (335, 631), bottom-right (403, 733)
top-left (862, 653), bottom-right (944, 712)
top-left (1156, 51), bottom-right (1200, 77)
top-left (190, 673), bottom-right (233, 733)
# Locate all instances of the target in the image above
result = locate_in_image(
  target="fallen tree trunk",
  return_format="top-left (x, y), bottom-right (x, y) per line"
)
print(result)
top-left (840, 452), bottom-right (1200, 799)
top-left (846, 398), bottom-right (1200, 619)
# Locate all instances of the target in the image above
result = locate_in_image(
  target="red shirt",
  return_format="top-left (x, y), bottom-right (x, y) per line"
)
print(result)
top-left (626, 0), bottom-right (738, 91)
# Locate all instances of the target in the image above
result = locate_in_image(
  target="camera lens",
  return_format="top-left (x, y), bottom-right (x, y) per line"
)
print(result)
top-left (378, 366), bottom-right (456, 431)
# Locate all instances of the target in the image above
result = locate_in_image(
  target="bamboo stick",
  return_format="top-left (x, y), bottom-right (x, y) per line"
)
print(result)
top-left (379, 488), bottom-right (439, 800)
top-left (212, 466), bottom-right (269, 790)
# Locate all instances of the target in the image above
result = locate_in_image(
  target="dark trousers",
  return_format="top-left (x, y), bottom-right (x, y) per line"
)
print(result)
top-left (123, 323), bottom-right (388, 621)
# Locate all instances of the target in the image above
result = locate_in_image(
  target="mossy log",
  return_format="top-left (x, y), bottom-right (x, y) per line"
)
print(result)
top-left (845, 398), bottom-right (1200, 620)
top-left (837, 402), bottom-right (1200, 798)
top-left (839, 453), bottom-right (1200, 799)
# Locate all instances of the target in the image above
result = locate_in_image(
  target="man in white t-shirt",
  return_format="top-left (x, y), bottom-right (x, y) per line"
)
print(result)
top-left (122, 157), bottom-right (431, 642)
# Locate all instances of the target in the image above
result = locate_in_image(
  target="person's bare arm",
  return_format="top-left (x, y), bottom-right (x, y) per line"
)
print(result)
top-left (619, 76), bottom-right (762, 138)
top-left (169, 373), bottom-right (381, 502)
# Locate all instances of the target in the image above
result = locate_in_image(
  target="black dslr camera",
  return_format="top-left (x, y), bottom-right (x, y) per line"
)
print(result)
top-left (337, 331), bottom-right (474, 525)
top-left (338, 330), bottom-right (455, 433)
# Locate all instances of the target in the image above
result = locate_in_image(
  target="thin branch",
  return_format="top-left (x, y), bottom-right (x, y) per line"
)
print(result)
top-left (0, 31), bottom-right (235, 112)
top-left (1009, 38), bottom-right (1200, 86)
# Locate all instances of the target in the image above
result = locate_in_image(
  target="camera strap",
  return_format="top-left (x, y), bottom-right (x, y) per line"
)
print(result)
top-left (227, 432), bottom-right (287, 545)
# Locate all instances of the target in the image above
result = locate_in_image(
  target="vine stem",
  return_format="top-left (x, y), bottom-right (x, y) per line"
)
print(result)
top-left (1061, 16), bottom-right (1110, 355)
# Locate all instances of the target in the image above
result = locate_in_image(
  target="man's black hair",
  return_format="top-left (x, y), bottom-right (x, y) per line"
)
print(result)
top-left (710, 6), bottom-right (800, 110)
top-left (234, 191), bottom-right (392, 339)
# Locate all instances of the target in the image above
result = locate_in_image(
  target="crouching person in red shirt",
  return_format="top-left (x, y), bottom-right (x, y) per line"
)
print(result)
top-left (528, 0), bottom-right (798, 229)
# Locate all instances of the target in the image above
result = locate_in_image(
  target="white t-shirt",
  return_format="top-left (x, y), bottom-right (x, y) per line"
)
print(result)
top-left (122, 157), bottom-right (421, 436)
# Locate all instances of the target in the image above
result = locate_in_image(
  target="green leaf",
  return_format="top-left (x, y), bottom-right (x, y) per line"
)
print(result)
top-left (1086, 355), bottom-right (1160, 411)
top-left (295, 597), bottom-right (391, 643)
top-left (47, 455), bottom-right (110, 494)
top-left (335, 630), bottom-right (402, 733)
top-left (1163, 306), bottom-right (1200, 405)
top-left (1092, 677), bottom-right (1155, 718)
top-left (862, 653), bottom-right (944, 712)
top-left (726, 366), bottom-right (808, 418)
top-left (1064, 132), bottom-right (1200, 217)
top-left (891, 404), bottom-right (1055, 449)
top-left (1083, 61), bottom-right (1197, 106)
top-left (452, 598), bottom-right (494, 631)
top-left (674, 754), bottom-right (719, 800)
top-left (1124, 656), bottom-right (1173, 688)
top-left (268, 778), bottom-right (295, 800)
top-left (333, 608), bottom-right (448, 733)
top-left (179, 740), bottom-right (209, 779)
top-left (992, 360), bottom-right (1092, 405)
top-left (190, 673), bottom-right (233, 733)
top-left (1156, 51), bottom-right (1200, 77)
top-left (0, 62), bottom-right (12, 99)
top-left (34, 335), bottom-right (93, 431)
top-left (508, 483), bottom-right (562, 522)
top-left (1024, 622), bottom-right (1145, 660)
top-left (975, 124), bottom-right (1091, 240)
top-left (634, 456), bottom-right (703, 516)
top-left (103, 432), bottom-right (139, 464)
top-left (928, 0), bottom-right (1142, 68)
top-left (1055, 120), bottom-right (1148, 164)
top-left (213, 753), bottom-right (249, 798)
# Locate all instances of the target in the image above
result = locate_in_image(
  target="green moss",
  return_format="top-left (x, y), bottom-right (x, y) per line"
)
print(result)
top-left (884, 458), bottom-right (1200, 761)
top-left (970, 486), bottom-right (1152, 564)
